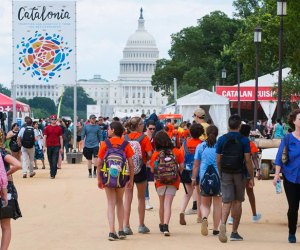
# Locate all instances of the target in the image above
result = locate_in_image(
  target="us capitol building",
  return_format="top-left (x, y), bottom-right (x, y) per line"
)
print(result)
top-left (15, 9), bottom-right (168, 117)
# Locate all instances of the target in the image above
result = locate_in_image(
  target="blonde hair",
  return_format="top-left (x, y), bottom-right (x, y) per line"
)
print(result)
top-left (126, 117), bottom-right (142, 132)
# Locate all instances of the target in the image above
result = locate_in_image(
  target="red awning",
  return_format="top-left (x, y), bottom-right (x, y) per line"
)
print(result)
top-left (0, 93), bottom-right (30, 112)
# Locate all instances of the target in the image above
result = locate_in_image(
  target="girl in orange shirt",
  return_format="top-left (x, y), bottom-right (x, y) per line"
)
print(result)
top-left (97, 121), bottom-right (135, 241)
top-left (150, 131), bottom-right (184, 236)
top-left (123, 117), bottom-right (153, 235)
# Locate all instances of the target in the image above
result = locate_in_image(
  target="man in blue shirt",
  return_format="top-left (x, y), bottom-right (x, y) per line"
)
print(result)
top-left (82, 114), bottom-right (101, 178)
top-left (216, 114), bottom-right (254, 243)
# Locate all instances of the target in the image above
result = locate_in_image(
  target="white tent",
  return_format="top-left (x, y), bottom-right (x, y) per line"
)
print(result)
top-left (176, 89), bottom-right (230, 135)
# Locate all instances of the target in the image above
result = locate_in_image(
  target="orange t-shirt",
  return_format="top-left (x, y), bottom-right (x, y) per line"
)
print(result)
top-left (250, 141), bottom-right (259, 154)
top-left (127, 132), bottom-right (153, 164)
top-left (166, 123), bottom-right (174, 134)
top-left (98, 137), bottom-right (134, 160)
top-left (180, 138), bottom-right (202, 157)
top-left (150, 148), bottom-right (184, 189)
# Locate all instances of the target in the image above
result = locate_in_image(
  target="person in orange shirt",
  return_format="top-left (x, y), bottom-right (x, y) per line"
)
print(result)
top-left (97, 121), bottom-right (135, 241)
top-left (123, 117), bottom-right (153, 235)
top-left (150, 130), bottom-right (184, 236)
top-left (166, 119), bottom-right (174, 135)
top-left (178, 123), bottom-right (204, 225)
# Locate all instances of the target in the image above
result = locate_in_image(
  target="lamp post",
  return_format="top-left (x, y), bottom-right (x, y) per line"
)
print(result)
top-left (237, 62), bottom-right (241, 116)
top-left (254, 26), bottom-right (262, 130)
top-left (277, 0), bottom-right (287, 120)
top-left (221, 68), bottom-right (227, 85)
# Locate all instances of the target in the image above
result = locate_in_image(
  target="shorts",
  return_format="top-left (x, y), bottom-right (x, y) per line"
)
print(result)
top-left (156, 185), bottom-right (177, 196)
top-left (221, 172), bottom-right (246, 203)
top-left (77, 136), bottom-right (81, 142)
top-left (83, 146), bottom-right (99, 160)
top-left (134, 164), bottom-right (147, 183)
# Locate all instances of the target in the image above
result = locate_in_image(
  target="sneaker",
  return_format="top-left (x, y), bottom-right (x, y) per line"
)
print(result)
top-left (163, 224), bottom-right (170, 236)
top-left (138, 225), bottom-right (150, 234)
top-left (42, 166), bottom-right (46, 169)
top-left (145, 204), bottom-right (153, 210)
top-left (159, 224), bottom-right (164, 233)
top-left (230, 232), bottom-right (244, 241)
top-left (201, 218), bottom-right (208, 236)
top-left (118, 231), bottom-right (126, 240)
top-left (88, 173), bottom-right (92, 178)
top-left (213, 230), bottom-right (220, 236)
top-left (185, 208), bottom-right (197, 215)
top-left (93, 172), bottom-right (97, 178)
top-left (23, 174), bottom-right (27, 178)
top-left (219, 224), bottom-right (227, 243)
top-left (108, 232), bottom-right (119, 241)
top-left (123, 226), bottom-right (133, 235)
top-left (50, 176), bottom-right (55, 179)
top-left (179, 213), bottom-right (186, 225)
top-left (29, 172), bottom-right (36, 178)
top-left (288, 234), bottom-right (296, 243)
top-left (252, 213), bottom-right (262, 223)
top-left (227, 216), bottom-right (233, 225)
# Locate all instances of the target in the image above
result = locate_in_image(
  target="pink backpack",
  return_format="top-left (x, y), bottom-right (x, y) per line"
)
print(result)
top-left (0, 155), bottom-right (8, 190)
top-left (124, 134), bottom-right (145, 175)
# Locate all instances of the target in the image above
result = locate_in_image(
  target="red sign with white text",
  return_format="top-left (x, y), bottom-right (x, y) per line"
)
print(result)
top-left (216, 86), bottom-right (276, 101)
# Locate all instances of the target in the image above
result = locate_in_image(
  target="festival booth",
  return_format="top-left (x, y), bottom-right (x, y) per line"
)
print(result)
top-left (176, 89), bottom-right (230, 135)
top-left (216, 68), bottom-right (295, 122)
top-left (0, 93), bottom-right (30, 117)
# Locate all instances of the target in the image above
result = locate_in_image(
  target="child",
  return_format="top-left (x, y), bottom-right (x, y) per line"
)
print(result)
top-left (192, 125), bottom-right (222, 236)
top-left (179, 123), bottom-right (204, 225)
top-left (97, 122), bottom-right (135, 241)
top-left (150, 131), bottom-right (184, 236)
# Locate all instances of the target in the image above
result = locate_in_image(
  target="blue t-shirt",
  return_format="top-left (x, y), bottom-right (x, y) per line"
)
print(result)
top-left (194, 141), bottom-right (219, 180)
top-left (275, 133), bottom-right (300, 184)
top-left (216, 132), bottom-right (250, 155)
top-left (81, 124), bottom-right (101, 148)
top-left (274, 123), bottom-right (284, 139)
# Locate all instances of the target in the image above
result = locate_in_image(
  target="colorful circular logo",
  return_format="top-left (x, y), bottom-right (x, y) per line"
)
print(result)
top-left (17, 31), bottom-right (72, 82)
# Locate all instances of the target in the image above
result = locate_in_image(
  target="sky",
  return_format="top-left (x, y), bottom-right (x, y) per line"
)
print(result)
top-left (0, 0), bottom-right (235, 88)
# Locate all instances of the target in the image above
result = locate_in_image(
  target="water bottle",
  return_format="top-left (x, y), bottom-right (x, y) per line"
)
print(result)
top-left (276, 179), bottom-right (282, 194)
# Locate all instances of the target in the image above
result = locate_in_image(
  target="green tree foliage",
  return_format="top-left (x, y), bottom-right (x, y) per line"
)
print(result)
top-left (0, 84), bottom-right (11, 97)
top-left (17, 97), bottom-right (56, 118)
top-left (152, 11), bottom-right (242, 100)
top-left (60, 86), bottom-right (96, 119)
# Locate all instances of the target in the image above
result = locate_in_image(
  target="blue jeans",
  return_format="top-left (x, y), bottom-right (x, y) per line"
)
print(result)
top-left (145, 181), bottom-right (150, 200)
top-left (47, 146), bottom-right (60, 177)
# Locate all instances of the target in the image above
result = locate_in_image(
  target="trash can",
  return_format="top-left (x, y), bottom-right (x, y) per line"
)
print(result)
top-left (66, 152), bottom-right (83, 164)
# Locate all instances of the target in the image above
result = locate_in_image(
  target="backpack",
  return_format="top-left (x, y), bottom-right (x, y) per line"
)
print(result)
top-left (200, 164), bottom-right (220, 196)
top-left (154, 149), bottom-right (179, 184)
top-left (100, 139), bottom-right (129, 188)
top-left (220, 134), bottom-right (244, 173)
top-left (183, 140), bottom-right (195, 171)
top-left (21, 127), bottom-right (35, 148)
top-left (124, 134), bottom-right (145, 175)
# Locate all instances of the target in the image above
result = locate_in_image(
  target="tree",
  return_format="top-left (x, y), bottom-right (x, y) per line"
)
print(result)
top-left (29, 97), bottom-right (56, 115)
top-left (0, 84), bottom-right (11, 97)
top-left (60, 86), bottom-right (96, 119)
top-left (152, 11), bottom-right (242, 101)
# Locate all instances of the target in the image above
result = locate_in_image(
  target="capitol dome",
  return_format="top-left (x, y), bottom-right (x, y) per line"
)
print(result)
top-left (119, 8), bottom-right (159, 81)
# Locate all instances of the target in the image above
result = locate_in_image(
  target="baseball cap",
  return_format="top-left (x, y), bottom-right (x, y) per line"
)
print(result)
top-left (50, 114), bottom-right (57, 120)
top-left (193, 108), bottom-right (205, 119)
top-left (89, 114), bottom-right (96, 119)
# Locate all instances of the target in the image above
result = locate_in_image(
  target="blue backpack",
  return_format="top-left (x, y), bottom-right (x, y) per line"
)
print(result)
top-left (200, 164), bottom-right (221, 196)
top-left (183, 140), bottom-right (195, 171)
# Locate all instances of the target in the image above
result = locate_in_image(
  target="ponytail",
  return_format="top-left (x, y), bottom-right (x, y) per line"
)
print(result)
top-left (206, 125), bottom-right (218, 147)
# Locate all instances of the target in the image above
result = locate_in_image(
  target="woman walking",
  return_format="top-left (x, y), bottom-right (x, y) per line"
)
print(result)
top-left (33, 121), bottom-right (45, 169)
top-left (6, 123), bottom-right (21, 161)
top-left (192, 125), bottom-right (222, 236)
top-left (273, 109), bottom-right (300, 243)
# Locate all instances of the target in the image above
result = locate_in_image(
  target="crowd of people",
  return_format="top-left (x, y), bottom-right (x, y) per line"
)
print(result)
top-left (0, 107), bottom-right (299, 247)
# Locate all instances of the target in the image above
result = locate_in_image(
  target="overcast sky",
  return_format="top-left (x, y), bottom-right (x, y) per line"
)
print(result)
top-left (0, 0), bottom-right (235, 87)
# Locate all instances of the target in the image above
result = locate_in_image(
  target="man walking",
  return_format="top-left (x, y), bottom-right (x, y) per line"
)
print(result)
top-left (216, 114), bottom-right (254, 242)
top-left (18, 117), bottom-right (37, 178)
top-left (43, 115), bottom-right (63, 179)
top-left (82, 114), bottom-right (101, 178)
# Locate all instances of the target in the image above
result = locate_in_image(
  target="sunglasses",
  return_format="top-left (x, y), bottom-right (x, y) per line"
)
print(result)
top-left (51, 118), bottom-right (57, 121)
top-left (148, 128), bottom-right (155, 130)
top-left (193, 114), bottom-right (205, 119)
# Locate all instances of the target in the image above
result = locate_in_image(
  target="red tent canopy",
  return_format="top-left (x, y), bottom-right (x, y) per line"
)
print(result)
top-left (0, 93), bottom-right (30, 112)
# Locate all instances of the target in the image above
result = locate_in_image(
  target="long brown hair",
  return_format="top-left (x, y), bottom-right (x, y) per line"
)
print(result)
top-left (206, 125), bottom-right (218, 147)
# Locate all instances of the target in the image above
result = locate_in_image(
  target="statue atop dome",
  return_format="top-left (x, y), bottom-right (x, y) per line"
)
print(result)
top-left (139, 8), bottom-right (143, 19)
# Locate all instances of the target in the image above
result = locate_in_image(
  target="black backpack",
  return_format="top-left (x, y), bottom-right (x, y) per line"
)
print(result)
top-left (220, 134), bottom-right (244, 173)
top-left (200, 164), bottom-right (221, 196)
top-left (22, 127), bottom-right (35, 148)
